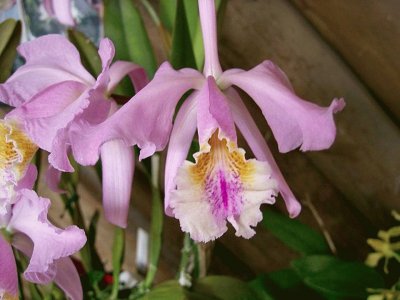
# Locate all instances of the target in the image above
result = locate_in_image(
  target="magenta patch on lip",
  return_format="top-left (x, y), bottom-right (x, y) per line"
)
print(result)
top-left (204, 169), bottom-right (243, 223)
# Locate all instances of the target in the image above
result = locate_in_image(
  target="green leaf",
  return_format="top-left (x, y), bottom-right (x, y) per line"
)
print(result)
top-left (194, 276), bottom-right (264, 300)
top-left (159, 0), bottom-right (177, 33)
top-left (262, 209), bottom-right (330, 255)
top-left (139, 281), bottom-right (213, 300)
top-left (170, 0), bottom-right (197, 69)
top-left (0, 19), bottom-right (21, 82)
top-left (292, 255), bottom-right (385, 299)
top-left (104, 0), bottom-right (157, 77)
top-left (67, 29), bottom-right (101, 77)
top-left (251, 270), bottom-right (323, 300)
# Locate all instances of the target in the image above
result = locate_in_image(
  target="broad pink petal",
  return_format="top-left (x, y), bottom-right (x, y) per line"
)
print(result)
top-left (53, 257), bottom-right (83, 300)
top-left (70, 62), bottom-right (204, 166)
top-left (198, 0), bottom-right (222, 77)
top-left (8, 189), bottom-right (86, 283)
top-left (108, 61), bottom-right (148, 93)
top-left (197, 76), bottom-right (236, 144)
top-left (164, 93), bottom-right (198, 216)
top-left (220, 61), bottom-right (345, 153)
top-left (0, 234), bottom-right (18, 298)
top-left (100, 139), bottom-right (134, 228)
top-left (15, 164), bottom-right (37, 191)
top-left (226, 88), bottom-right (301, 217)
top-left (0, 35), bottom-right (94, 107)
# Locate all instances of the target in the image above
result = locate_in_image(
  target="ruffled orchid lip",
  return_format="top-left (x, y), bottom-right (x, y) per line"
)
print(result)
top-left (170, 130), bottom-right (277, 242)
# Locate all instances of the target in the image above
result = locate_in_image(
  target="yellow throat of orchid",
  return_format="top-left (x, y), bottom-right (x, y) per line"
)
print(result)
top-left (0, 121), bottom-right (37, 184)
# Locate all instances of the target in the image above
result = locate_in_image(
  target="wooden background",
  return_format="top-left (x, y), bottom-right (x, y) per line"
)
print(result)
top-left (42, 0), bottom-right (400, 283)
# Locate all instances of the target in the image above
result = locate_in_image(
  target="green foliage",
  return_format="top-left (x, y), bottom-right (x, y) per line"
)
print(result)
top-left (0, 19), bottom-right (21, 83)
top-left (170, 0), bottom-right (197, 69)
top-left (104, 0), bottom-right (157, 77)
top-left (292, 255), bottom-right (385, 299)
top-left (262, 209), bottom-right (331, 255)
top-left (67, 29), bottom-right (101, 77)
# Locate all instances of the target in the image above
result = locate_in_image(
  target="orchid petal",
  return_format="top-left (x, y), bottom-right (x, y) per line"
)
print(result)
top-left (70, 62), bottom-right (204, 166)
top-left (197, 76), bottom-right (236, 144)
top-left (45, 165), bottom-right (64, 194)
top-left (0, 35), bottom-right (94, 107)
top-left (0, 234), bottom-right (18, 299)
top-left (198, 0), bottom-right (222, 77)
top-left (13, 233), bottom-right (83, 300)
top-left (53, 257), bottom-right (83, 300)
top-left (170, 132), bottom-right (277, 242)
top-left (164, 93), bottom-right (198, 215)
top-left (15, 164), bottom-right (37, 191)
top-left (226, 88), bottom-right (301, 217)
top-left (220, 61), bottom-right (345, 153)
top-left (100, 139), bottom-right (134, 228)
top-left (108, 61), bottom-right (148, 93)
top-left (8, 189), bottom-right (86, 283)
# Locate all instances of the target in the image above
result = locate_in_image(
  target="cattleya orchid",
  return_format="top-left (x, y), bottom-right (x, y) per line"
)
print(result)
top-left (0, 120), bottom-right (86, 300)
top-left (43, 0), bottom-right (75, 26)
top-left (0, 35), bottom-right (147, 228)
top-left (69, 0), bottom-right (344, 242)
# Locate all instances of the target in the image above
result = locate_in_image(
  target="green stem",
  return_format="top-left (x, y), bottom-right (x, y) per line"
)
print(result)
top-left (143, 155), bottom-right (163, 289)
top-left (177, 233), bottom-right (195, 287)
top-left (110, 227), bottom-right (125, 300)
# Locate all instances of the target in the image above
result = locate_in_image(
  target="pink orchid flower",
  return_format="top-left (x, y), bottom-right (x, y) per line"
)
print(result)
top-left (68, 0), bottom-right (344, 242)
top-left (0, 121), bottom-right (86, 300)
top-left (0, 34), bottom-right (147, 228)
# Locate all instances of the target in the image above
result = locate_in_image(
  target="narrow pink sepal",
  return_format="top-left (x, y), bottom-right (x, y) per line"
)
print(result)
top-left (0, 234), bottom-right (18, 298)
top-left (9, 190), bottom-right (87, 283)
top-left (100, 139), bottom-right (134, 228)
top-left (227, 88), bottom-right (301, 217)
top-left (198, 0), bottom-right (222, 77)
top-left (197, 76), bottom-right (236, 144)
top-left (164, 94), bottom-right (198, 215)
top-left (220, 61), bottom-right (345, 153)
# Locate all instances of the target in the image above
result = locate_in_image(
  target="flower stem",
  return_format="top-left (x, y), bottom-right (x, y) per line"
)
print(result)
top-left (110, 227), bottom-right (125, 300)
top-left (178, 233), bottom-right (196, 287)
top-left (143, 154), bottom-right (163, 289)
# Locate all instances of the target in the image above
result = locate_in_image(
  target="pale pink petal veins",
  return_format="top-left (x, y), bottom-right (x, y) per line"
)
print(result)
top-left (0, 35), bottom-right (94, 107)
top-left (100, 139), bottom-right (134, 228)
top-left (0, 234), bottom-right (18, 299)
top-left (226, 88), bottom-right (301, 217)
top-left (164, 93), bottom-right (198, 215)
top-left (220, 61), bottom-right (345, 153)
top-left (198, 0), bottom-right (222, 77)
top-left (8, 189), bottom-right (86, 283)
top-left (70, 62), bottom-right (204, 166)
top-left (197, 76), bottom-right (236, 144)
